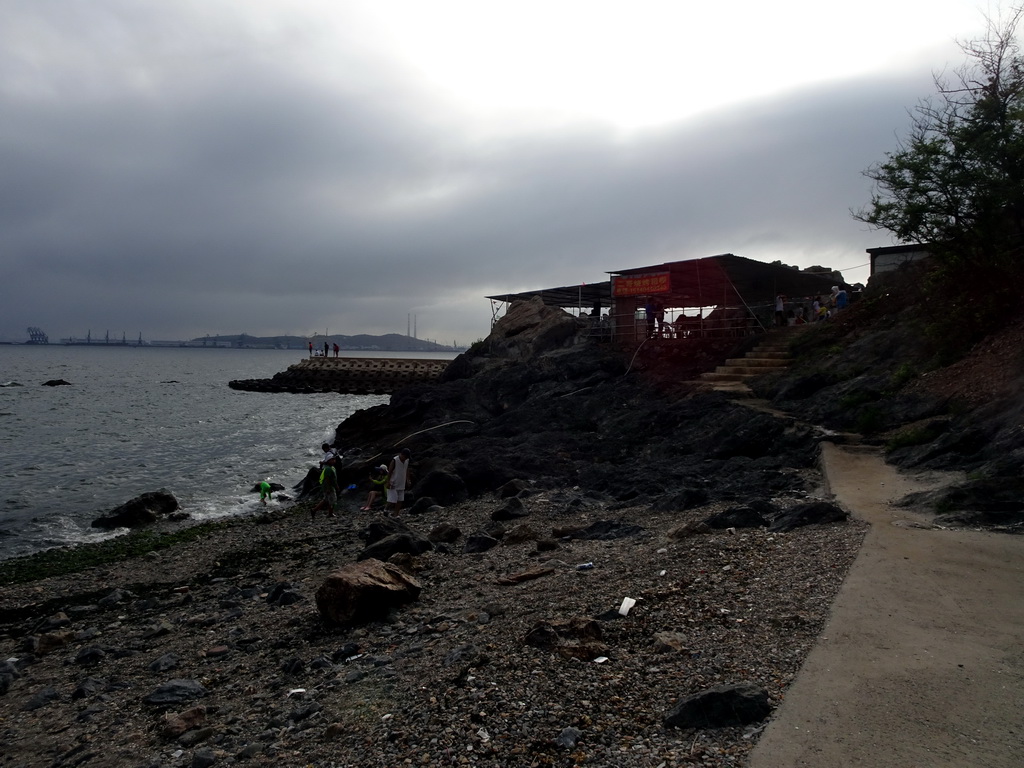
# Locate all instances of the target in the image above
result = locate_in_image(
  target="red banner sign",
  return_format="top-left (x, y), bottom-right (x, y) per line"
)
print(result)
top-left (612, 272), bottom-right (671, 297)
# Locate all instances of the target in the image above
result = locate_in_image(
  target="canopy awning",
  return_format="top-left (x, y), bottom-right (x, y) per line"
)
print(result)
top-left (486, 254), bottom-right (850, 316)
top-left (608, 253), bottom-right (849, 307)
top-left (487, 281), bottom-right (612, 309)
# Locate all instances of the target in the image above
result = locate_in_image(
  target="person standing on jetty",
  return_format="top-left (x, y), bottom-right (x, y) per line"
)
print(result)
top-left (308, 340), bottom-right (313, 357)
top-left (332, 342), bottom-right (340, 358)
top-left (387, 448), bottom-right (412, 515)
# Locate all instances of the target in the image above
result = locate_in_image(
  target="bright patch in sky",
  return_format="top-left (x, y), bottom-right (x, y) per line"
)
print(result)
top-left (345, 0), bottom-right (983, 129)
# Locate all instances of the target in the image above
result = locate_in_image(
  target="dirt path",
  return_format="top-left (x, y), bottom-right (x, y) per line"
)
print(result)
top-left (749, 442), bottom-right (1024, 768)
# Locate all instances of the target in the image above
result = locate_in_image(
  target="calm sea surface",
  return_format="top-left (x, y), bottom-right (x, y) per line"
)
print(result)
top-left (0, 346), bottom-right (454, 561)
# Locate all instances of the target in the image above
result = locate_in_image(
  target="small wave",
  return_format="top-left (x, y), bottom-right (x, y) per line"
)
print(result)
top-left (5, 516), bottom-right (129, 559)
top-left (0, 381), bottom-right (24, 387)
top-left (186, 495), bottom-right (273, 524)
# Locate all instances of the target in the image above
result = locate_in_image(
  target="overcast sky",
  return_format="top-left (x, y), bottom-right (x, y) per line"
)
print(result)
top-left (0, 1), bottom-right (993, 345)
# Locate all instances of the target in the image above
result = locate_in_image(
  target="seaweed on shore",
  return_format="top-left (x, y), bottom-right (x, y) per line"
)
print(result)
top-left (0, 504), bottom-right (311, 588)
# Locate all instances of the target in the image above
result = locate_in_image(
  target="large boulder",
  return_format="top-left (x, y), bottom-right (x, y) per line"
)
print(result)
top-left (703, 505), bottom-right (769, 529)
top-left (0, 660), bottom-right (22, 695)
top-left (356, 532), bottom-right (433, 562)
top-left (142, 679), bottom-right (209, 708)
top-left (315, 559), bottom-right (422, 625)
top-left (524, 618), bottom-right (603, 650)
top-left (484, 296), bottom-right (581, 360)
top-left (463, 532), bottom-right (499, 554)
top-left (524, 618), bottom-right (606, 661)
top-left (663, 682), bottom-right (771, 728)
top-left (358, 516), bottom-right (413, 545)
top-left (413, 470), bottom-right (468, 505)
top-left (427, 522), bottom-right (462, 543)
top-left (491, 497), bottom-right (528, 521)
top-left (91, 490), bottom-right (180, 529)
top-left (769, 501), bottom-right (848, 532)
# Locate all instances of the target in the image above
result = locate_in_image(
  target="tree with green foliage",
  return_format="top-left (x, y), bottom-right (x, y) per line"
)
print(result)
top-left (855, 9), bottom-right (1024, 347)
top-left (857, 9), bottom-right (1024, 266)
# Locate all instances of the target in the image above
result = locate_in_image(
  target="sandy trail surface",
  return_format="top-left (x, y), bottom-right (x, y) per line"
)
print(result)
top-left (749, 442), bottom-right (1024, 767)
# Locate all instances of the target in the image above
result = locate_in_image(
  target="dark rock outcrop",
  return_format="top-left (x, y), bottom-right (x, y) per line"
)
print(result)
top-left (481, 296), bottom-right (581, 360)
top-left (408, 497), bottom-right (439, 515)
top-left (663, 682), bottom-right (771, 728)
top-left (567, 520), bottom-right (644, 541)
top-left (427, 523), bottom-right (461, 543)
top-left (414, 470), bottom-right (467, 506)
top-left (358, 517), bottom-right (413, 545)
top-left (356, 532), bottom-right (433, 562)
top-left (769, 501), bottom-right (848, 532)
top-left (142, 679), bottom-right (209, 707)
top-left (91, 490), bottom-right (180, 529)
top-left (490, 497), bottom-right (528, 521)
top-left (899, 477), bottom-right (1024, 529)
top-left (463, 533), bottom-right (499, 554)
top-left (498, 479), bottom-right (532, 498)
top-left (524, 617), bottom-right (606, 661)
top-left (704, 505), bottom-right (770, 529)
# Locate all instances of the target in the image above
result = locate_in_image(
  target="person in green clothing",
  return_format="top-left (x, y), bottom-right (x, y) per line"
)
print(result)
top-left (312, 456), bottom-right (340, 519)
top-left (258, 481), bottom-right (273, 505)
top-left (360, 464), bottom-right (389, 511)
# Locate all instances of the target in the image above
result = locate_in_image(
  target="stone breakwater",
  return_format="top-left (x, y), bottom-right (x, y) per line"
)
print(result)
top-left (228, 357), bottom-right (451, 394)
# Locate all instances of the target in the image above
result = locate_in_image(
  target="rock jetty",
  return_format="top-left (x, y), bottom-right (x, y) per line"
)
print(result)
top-left (229, 356), bottom-right (451, 394)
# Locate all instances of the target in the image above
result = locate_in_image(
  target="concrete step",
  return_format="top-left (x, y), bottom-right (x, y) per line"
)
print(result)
top-left (701, 371), bottom-right (755, 382)
top-left (704, 380), bottom-right (754, 396)
top-left (694, 326), bottom-right (803, 386)
top-left (714, 365), bottom-right (787, 376)
top-left (747, 348), bottom-right (792, 357)
top-left (724, 357), bottom-right (791, 367)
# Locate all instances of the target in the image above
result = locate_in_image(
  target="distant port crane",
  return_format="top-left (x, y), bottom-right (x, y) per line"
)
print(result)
top-left (26, 327), bottom-right (49, 344)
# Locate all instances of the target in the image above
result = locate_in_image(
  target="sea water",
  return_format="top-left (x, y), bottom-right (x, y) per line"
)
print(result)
top-left (0, 346), bottom-right (451, 561)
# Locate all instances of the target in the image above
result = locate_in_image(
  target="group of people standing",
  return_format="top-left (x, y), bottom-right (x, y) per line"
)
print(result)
top-left (775, 286), bottom-right (849, 327)
top-left (307, 341), bottom-right (341, 358)
top-left (311, 442), bottom-right (412, 520)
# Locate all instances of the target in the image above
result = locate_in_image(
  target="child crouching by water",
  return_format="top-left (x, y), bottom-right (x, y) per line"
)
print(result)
top-left (258, 481), bottom-right (273, 505)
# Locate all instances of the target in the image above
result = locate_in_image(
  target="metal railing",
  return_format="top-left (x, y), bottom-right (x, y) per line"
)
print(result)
top-left (577, 304), bottom-right (775, 343)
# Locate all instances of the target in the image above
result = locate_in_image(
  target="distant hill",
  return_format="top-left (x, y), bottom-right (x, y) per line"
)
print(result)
top-left (191, 333), bottom-right (462, 352)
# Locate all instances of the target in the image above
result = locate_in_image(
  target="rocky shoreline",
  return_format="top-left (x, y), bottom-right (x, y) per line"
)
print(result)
top-left (0, 484), bottom-right (865, 768)
top-left (1, 298), bottom-right (864, 768)
top-left (4, 275), bottom-right (1023, 767)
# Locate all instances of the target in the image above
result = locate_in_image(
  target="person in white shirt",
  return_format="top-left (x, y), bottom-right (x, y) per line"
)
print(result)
top-left (320, 442), bottom-right (342, 467)
top-left (387, 448), bottom-right (412, 515)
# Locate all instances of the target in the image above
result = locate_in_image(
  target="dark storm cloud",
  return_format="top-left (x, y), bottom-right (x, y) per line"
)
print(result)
top-left (0, 2), bottom-right (933, 343)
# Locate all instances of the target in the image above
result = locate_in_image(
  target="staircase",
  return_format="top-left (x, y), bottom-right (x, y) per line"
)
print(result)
top-left (699, 328), bottom-right (799, 389)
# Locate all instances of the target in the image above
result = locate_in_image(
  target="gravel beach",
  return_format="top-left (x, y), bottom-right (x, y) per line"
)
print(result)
top-left (0, 485), bottom-right (865, 768)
